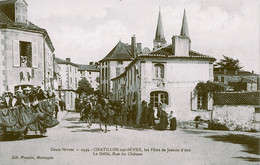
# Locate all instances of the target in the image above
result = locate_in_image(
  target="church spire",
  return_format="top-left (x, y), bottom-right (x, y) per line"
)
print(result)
top-left (153, 7), bottom-right (166, 50)
top-left (180, 9), bottom-right (189, 37)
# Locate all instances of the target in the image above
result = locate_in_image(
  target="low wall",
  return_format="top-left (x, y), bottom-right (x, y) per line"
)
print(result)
top-left (213, 105), bottom-right (257, 131)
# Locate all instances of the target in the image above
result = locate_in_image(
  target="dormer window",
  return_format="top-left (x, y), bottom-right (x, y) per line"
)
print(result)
top-left (15, 0), bottom-right (28, 23)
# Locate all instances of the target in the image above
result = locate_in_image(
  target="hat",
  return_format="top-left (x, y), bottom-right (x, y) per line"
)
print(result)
top-left (17, 87), bottom-right (23, 92)
top-left (23, 87), bottom-right (31, 91)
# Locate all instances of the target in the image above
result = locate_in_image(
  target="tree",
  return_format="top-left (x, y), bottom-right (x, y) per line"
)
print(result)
top-left (76, 77), bottom-right (93, 96)
top-left (215, 55), bottom-right (243, 71)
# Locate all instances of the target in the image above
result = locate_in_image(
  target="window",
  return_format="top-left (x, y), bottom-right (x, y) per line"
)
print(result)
top-left (154, 64), bottom-right (164, 79)
top-left (89, 71), bottom-right (91, 75)
top-left (20, 41), bottom-right (32, 67)
top-left (197, 92), bottom-right (208, 110)
top-left (105, 68), bottom-right (108, 78)
top-left (102, 68), bottom-right (104, 78)
top-left (150, 91), bottom-right (168, 107)
top-left (221, 77), bottom-right (224, 82)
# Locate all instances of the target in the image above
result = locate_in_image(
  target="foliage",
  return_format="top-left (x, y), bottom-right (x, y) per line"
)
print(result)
top-left (76, 77), bottom-right (93, 96)
top-left (228, 82), bottom-right (246, 91)
top-left (195, 81), bottom-right (224, 93)
top-left (208, 121), bottom-right (229, 130)
top-left (215, 55), bottom-right (243, 71)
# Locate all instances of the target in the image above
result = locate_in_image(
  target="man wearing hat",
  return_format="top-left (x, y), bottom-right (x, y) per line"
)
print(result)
top-left (154, 102), bottom-right (168, 130)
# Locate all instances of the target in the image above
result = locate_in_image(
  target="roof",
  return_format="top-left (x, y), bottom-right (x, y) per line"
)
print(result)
top-left (214, 91), bottom-right (260, 106)
top-left (55, 57), bottom-right (78, 67)
top-left (0, 0), bottom-right (18, 5)
top-left (100, 41), bottom-right (134, 62)
top-left (142, 47), bottom-right (151, 54)
top-left (144, 45), bottom-right (216, 61)
top-left (78, 64), bottom-right (99, 72)
top-left (0, 10), bottom-right (55, 52)
top-left (214, 71), bottom-right (259, 77)
top-left (242, 78), bottom-right (257, 83)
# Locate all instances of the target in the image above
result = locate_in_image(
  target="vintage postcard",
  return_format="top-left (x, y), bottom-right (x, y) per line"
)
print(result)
top-left (0, 0), bottom-right (259, 165)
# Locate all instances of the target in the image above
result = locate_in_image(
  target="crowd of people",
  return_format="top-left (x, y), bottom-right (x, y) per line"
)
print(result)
top-left (0, 86), bottom-right (60, 139)
top-left (76, 95), bottom-right (177, 131)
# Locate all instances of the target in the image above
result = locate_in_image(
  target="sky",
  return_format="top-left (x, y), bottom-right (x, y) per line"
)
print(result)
top-left (25, 0), bottom-right (259, 73)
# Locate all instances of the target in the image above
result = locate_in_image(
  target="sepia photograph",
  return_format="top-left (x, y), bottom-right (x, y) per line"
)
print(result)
top-left (0, 0), bottom-right (259, 164)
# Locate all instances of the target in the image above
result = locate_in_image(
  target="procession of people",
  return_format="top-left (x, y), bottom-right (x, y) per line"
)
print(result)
top-left (76, 94), bottom-right (177, 131)
top-left (0, 86), bottom-right (60, 140)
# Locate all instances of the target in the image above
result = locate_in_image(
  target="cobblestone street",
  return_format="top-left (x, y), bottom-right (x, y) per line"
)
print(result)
top-left (0, 111), bottom-right (259, 165)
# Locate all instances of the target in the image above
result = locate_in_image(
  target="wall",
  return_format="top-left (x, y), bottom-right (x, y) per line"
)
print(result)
top-left (140, 59), bottom-right (213, 121)
top-left (213, 105), bottom-right (258, 131)
top-left (0, 29), bottom-right (47, 94)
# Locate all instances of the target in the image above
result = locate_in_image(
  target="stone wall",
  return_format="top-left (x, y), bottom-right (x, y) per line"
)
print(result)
top-left (213, 105), bottom-right (257, 131)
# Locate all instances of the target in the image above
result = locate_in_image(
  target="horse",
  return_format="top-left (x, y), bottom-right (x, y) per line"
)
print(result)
top-left (97, 103), bottom-right (118, 133)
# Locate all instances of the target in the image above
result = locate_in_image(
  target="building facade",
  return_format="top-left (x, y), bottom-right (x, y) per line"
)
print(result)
top-left (112, 10), bottom-right (216, 124)
top-left (214, 70), bottom-right (259, 91)
top-left (0, 0), bottom-right (55, 94)
top-left (55, 57), bottom-right (78, 110)
top-left (99, 36), bottom-right (140, 98)
top-left (78, 62), bottom-right (99, 91)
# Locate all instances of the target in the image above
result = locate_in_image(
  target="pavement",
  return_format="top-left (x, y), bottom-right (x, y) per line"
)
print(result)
top-left (0, 111), bottom-right (259, 165)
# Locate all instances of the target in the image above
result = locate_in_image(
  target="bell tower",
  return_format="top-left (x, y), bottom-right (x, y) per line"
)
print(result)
top-left (153, 7), bottom-right (167, 51)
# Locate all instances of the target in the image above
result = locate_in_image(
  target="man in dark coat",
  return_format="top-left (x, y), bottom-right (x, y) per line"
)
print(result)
top-left (154, 103), bottom-right (168, 130)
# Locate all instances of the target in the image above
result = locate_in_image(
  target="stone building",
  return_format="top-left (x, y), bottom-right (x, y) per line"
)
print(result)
top-left (78, 62), bottom-right (99, 91)
top-left (214, 70), bottom-right (259, 91)
top-left (0, 0), bottom-right (55, 94)
top-left (99, 35), bottom-right (143, 98)
top-left (112, 10), bottom-right (216, 124)
top-left (55, 57), bottom-right (78, 111)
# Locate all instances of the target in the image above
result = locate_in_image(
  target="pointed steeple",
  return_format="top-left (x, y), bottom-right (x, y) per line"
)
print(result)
top-left (180, 9), bottom-right (189, 37)
top-left (153, 7), bottom-right (166, 50)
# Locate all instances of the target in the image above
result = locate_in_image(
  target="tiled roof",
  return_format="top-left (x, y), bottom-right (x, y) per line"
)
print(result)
top-left (55, 57), bottom-right (78, 67)
top-left (141, 45), bottom-right (215, 61)
top-left (241, 78), bottom-right (257, 83)
top-left (100, 41), bottom-right (134, 62)
top-left (78, 64), bottom-right (99, 72)
top-left (214, 91), bottom-right (260, 106)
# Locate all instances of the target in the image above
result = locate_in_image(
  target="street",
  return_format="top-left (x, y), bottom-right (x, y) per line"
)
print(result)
top-left (0, 111), bottom-right (259, 165)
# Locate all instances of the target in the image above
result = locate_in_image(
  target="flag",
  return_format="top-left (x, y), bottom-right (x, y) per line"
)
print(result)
top-left (27, 72), bottom-right (31, 81)
top-left (20, 72), bottom-right (24, 81)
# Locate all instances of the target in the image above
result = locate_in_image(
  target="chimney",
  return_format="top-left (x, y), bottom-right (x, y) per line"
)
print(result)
top-left (171, 9), bottom-right (191, 57)
top-left (252, 70), bottom-right (254, 74)
top-left (131, 34), bottom-right (136, 58)
top-left (66, 58), bottom-right (71, 62)
top-left (137, 43), bottom-right (142, 54)
top-left (171, 36), bottom-right (190, 56)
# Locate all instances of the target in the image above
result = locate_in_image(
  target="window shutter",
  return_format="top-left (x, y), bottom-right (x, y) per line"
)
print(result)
top-left (32, 42), bottom-right (38, 68)
top-left (207, 93), bottom-right (213, 111)
top-left (190, 91), bottom-right (197, 111)
top-left (13, 40), bottom-right (20, 67)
